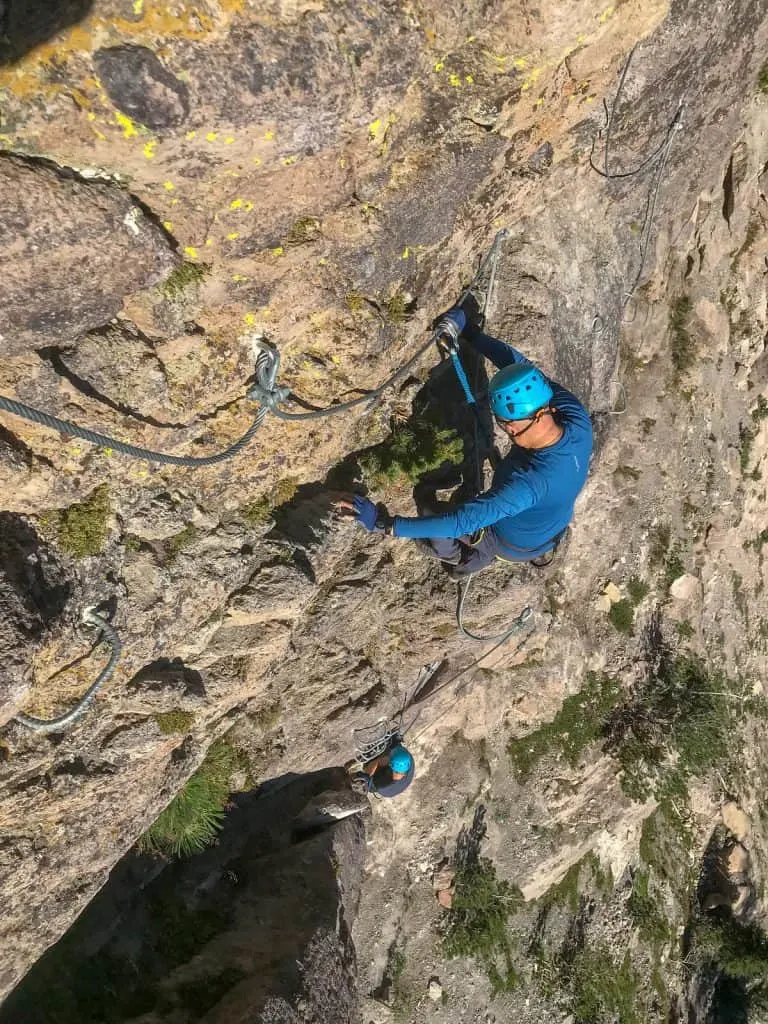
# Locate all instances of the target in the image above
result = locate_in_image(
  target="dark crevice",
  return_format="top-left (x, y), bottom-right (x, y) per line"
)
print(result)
top-left (128, 658), bottom-right (206, 699)
top-left (722, 154), bottom-right (735, 229)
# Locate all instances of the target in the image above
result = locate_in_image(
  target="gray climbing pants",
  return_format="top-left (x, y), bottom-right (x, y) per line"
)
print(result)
top-left (419, 528), bottom-right (531, 576)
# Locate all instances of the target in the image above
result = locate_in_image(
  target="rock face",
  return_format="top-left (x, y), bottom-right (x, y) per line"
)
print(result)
top-left (0, 155), bottom-right (177, 357)
top-left (0, 0), bottom-right (767, 1019)
top-left (0, 768), bottom-right (367, 1024)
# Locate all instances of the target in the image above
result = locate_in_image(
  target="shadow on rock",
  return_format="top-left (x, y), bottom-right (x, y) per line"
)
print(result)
top-left (0, 0), bottom-right (93, 66)
top-left (0, 767), bottom-right (368, 1024)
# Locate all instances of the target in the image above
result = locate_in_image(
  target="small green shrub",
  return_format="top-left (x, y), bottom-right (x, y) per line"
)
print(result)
top-left (567, 947), bottom-right (642, 1024)
top-left (359, 418), bottom-right (463, 487)
top-left (627, 576), bottom-right (650, 605)
top-left (140, 737), bottom-right (248, 857)
top-left (163, 261), bottom-right (208, 298)
top-left (57, 484), bottom-right (111, 558)
top-left (609, 598), bottom-right (635, 634)
top-left (676, 619), bottom-right (695, 640)
top-left (649, 522), bottom-right (672, 567)
top-left (508, 672), bottom-right (623, 780)
top-left (694, 916), bottom-right (768, 984)
top-left (155, 710), bottom-right (195, 735)
top-left (669, 296), bottom-right (695, 376)
top-left (439, 857), bottom-right (522, 992)
top-left (627, 869), bottom-right (671, 947)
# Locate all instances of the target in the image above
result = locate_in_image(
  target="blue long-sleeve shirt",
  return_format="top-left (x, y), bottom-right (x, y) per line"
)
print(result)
top-left (392, 328), bottom-right (593, 553)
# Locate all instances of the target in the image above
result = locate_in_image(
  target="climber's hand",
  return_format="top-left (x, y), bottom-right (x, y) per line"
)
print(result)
top-left (335, 495), bottom-right (392, 534)
top-left (353, 495), bottom-right (383, 532)
top-left (432, 306), bottom-right (467, 348)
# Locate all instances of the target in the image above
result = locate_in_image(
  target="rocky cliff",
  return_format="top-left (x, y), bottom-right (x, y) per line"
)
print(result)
top-left (2, 0), bottom-right (768, 1021)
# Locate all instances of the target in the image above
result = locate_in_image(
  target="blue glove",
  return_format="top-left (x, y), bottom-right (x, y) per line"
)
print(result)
top-left (354, 493), bottom-right (385, 532)
top-left (433, 307), bottom-right (467, 344)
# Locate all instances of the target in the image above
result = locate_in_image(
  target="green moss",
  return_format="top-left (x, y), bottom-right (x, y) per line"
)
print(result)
top-left (283, 215), bottom-right (321, 245)
top-left (669, 295), bottom-right (695, 376)
top-left (154, 710), bottom-right (195, 735)
top-left (627, 576), bottom-right (650, 605)
top-left (162, 260), bottom-right (208, 298)
top-left (383, 290), bottom-right (409, 324)
top-left (241, 476), bottom-right (299, 528)
top-left (359, 418), bottom-right (463, 487)
top-left (139, 737), bottom-right (249, 858)
top-left (649, 522), bottom-right (671, 567)
top-left (56, 484), bottom-right (111, 558)
top-left (165, 524), bottom-right (197, 563)
top-left (609, 598), bottom-right (635, 634)
top-left (507, 672), bottom-right (623, 780)
top-left (439, 856), bottom-right (522, 993)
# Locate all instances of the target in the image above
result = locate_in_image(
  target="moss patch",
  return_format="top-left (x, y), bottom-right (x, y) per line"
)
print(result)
top-left (162, 260), bottom-right (208, 298)
top-left (609, 598), bottom-right (635, 634)
top-left (154, 710), bottom-right (195, 735)
top-left (240, 476), bottom-right (299, 529)
top-left (54, 484), bottom-right (111, 558)
top-left (669, 296), bottom-right (695, 376)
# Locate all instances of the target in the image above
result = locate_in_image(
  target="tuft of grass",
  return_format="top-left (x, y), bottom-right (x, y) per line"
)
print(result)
top-left (383, 290), bottom-right (409, 324)
top-left (669, 295), bottom-right (695, 376)
top-left (439, 856), bottom-right (522, 993)
top-left (162, 260), bottom-right (208, 298)
top-left (56, 484), bottom-right (111, 558)
top-left (609, 598), bottom-right (635, 634)
top-left (759, 60), bottom-right (768, 93)
top-left (359, 418), bottom-right (463, 487)
top-left (166, 524), bottom-right (197, 563)
top-left (508, 672), bottom-right (623, 780)
top-left (240, 476), bottom-right (299, 528)
top-left (627, 576), bottom-right (650, 605)
top-left (139, 737), bottom-right (248, 858)
top-left (154, 710), bottom-right (195, 735)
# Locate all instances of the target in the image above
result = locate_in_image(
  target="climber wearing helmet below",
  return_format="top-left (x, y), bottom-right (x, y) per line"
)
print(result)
top-left (339, 305), bottom-right (593, 575)
top-left (354, 744), bottom-right (415, 798)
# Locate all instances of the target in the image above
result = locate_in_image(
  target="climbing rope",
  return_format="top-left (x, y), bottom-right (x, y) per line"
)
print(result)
top-left (0, 234), bottom-right (509, 464)
top-left (14, 609), bottom-right (121, 734)
top-left (590, 44), bottom-right (685, 413)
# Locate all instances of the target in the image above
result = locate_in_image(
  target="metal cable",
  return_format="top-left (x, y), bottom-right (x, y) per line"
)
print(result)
top-left (254, 230), bottom-right (510, 421)
top-left (457, 574), bottom-right (533, 642)
top-left (14, 610), bottom-right (122, 734)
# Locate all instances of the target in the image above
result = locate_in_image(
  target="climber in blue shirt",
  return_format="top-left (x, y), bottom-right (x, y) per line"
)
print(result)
top-left (340, 307), bottom-right (593, 576)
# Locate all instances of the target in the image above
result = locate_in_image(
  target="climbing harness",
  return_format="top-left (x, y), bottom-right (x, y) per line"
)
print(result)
top-left (0, 234), bottom-right (510, 465)
top-left (14, 609), bottom-right (121, 734)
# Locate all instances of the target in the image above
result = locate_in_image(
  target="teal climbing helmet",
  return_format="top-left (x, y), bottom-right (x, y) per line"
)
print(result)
top-left (389, 746), bottom-right (413, 774)
top-left (488, 363), bottom-right (554, 421)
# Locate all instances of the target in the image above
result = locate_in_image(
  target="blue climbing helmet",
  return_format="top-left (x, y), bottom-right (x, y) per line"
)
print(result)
top-left (389, 745), bottom-right (413, 774)
top-left (488, 363), bottom-right (554, 421)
